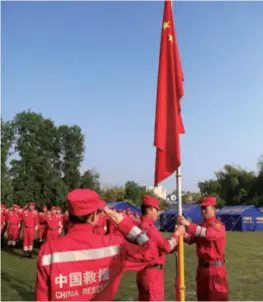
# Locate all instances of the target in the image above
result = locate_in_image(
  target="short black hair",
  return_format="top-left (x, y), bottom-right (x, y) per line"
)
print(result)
top-left (69, 213), bottom-right (92, 224)
top-left (141, 205), bottom-right (153, 216)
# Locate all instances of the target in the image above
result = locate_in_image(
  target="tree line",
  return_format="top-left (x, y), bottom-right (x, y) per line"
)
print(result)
top-left (1, 111), bottom-right (160, 209)
top-left (197, 160), bottom-right (263, 207)
top-left (1, 111), bottom-right (263, 209)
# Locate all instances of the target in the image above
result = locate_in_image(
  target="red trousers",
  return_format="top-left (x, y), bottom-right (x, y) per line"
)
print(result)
top-left (23, 227), bottom-right (35, 250)
top-left (196, 265), bottom-right (228, 301)
top-left (136, 268), bottom-right (164, 301)
top-left (38, 224), bottom-right (47, 241)
top-left (7, 225), bottom-right (19, 241)
top-left (46, 230), bottom-right (60, 241)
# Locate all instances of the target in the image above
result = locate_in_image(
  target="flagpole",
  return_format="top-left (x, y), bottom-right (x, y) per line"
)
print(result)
top-left (176, 166), bottom-right (185, 301)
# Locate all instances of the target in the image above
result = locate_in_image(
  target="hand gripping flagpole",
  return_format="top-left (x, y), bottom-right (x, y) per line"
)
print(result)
top-left (176, 166), bottom-right (185, 301)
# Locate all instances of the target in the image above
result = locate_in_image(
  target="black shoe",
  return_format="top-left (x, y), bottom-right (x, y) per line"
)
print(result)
top-left (28, 252), bottom-right (32, 258)
top-left (24, 252), bottom-right (28, 257)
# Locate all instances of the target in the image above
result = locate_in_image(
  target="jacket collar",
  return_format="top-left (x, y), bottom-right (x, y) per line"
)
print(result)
top-left (204, 216), bottom-right (217, 223)
top-left (68, 223), bottom-right (93, 233)
top-left (141, 215), bottom-right (155, 226)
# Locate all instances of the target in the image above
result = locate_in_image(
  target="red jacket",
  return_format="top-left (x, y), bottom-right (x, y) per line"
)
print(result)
top-left (184, 216), bottom-right (226, 262)
top-left (35, 219), bottom-right (157, 301)
top-left (39, 212), bottom-right (48, 225)
top-left (46, 214), bottom-right (62, 231)
top-left (22, 210), bottom-right (39, 228)
top-left (7, 211), bottom-right (21, 226)
top-left (138, 216), bottom-right (179, 265)
top-left (106, 218), bottom-right (123, 237)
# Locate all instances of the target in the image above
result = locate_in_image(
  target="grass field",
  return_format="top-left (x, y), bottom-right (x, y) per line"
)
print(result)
top-left (1, 232), bottom-right (263, 301)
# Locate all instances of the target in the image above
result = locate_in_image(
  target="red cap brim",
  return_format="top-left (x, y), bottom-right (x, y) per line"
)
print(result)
top-left (96, 199), bottom-right (106, 211)
top-left (200, 202), bottom-right (215, 207)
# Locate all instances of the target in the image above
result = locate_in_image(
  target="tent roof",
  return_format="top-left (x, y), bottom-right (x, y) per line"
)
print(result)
top-left (161, 204), bottom-right (200, 215)
top-left (106, 201), bottom-right (140, 213)
top-left (217, 205), bottom-right (255, 215)
top-left (258, 207), bottom-right (263, 213)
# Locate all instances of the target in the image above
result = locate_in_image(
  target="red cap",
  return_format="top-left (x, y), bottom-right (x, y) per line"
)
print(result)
top-left (1, 204), bottom-right (6, 208)
top-left (142, 195), bottom-right (160, 210)
top-left (67, 189), bottom-right (106, 216)
top-left (42, 205), bottom-right (47, 209)
top-left (51, 206), bottom-right (57, 211)
top-left (57, 207), bottom-right (61, 211)
top-left (29, 202), bottom-right (35, 207)
top-left (200, 196), bottom-right (216, 206)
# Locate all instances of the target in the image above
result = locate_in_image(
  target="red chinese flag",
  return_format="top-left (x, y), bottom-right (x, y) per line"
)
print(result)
top-left (154, 0), bottom-right (185, 186)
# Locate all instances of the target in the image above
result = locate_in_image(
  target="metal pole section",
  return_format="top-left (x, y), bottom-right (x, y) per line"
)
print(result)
top-left (176, 167), bottom-right (185, 301)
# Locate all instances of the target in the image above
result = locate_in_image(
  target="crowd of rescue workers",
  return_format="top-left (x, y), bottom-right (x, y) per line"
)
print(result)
top-left (1, 189), bottom-right (228, 301)
top-left (0, 201), bottom-right (142, 257)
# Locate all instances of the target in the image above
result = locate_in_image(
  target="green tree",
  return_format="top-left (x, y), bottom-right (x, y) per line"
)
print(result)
top-left (9, 111), bottom-right (63, 205)
top-left (1, 118), bottom-right (15, 200)
top-left (58, 125), bottom-right (85, 190)
top-left (80, 169), bottom-right (101, 193)
top-left (198, 163), bottom-right (259, 206)
top-left (124, 181), bottom-right (142, 205)
top-left (102, 186), bottom-right (125, 202)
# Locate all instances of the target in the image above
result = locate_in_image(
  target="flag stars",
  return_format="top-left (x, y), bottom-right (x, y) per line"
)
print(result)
top-left (163, 21), bottom-right (170, 30)
top-left (168, 34), bottom-right (173, 42)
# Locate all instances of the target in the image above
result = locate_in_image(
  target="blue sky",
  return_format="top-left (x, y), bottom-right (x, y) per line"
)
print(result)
top-left (2, 1), bottom-right (263, 192)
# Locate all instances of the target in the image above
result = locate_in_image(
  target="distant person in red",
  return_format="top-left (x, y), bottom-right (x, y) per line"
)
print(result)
top-left (22, 202), bottom-right (39, 258)
top-left (35, 189), bottom-right (158, 301)
top-left (177, 196), bottom-right (228, 301)
top-left (38, 205), bottom-right (48, 243)
top-left (46, 207), bottom-right (62, 241)
top-left (126, 208), bottom-right (133, 224)
top-left (56, 207), bottom-right (63, 236)
top-left (106, 207), bottom-right (123, 237)
top-left (7, 204), bottom-right (21, 247)
top-left (93, 209), bottom-right (107, 235)
top-left (137, 213), bottom-right (141, 224)
top-left (63, 210), bottom-right (70, 234)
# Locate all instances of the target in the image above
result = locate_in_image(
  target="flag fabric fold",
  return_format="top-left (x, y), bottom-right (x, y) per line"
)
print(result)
top-left (154, 0), bottom-right (185, 186)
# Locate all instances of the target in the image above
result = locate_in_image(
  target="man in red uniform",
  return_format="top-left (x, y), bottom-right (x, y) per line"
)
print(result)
top-left (35, 188), bottom-right (159, 301)
top-left (136, 195), bottom-right (185, 301)
top-left (38, 205), bottom-right (48, 243)
top-left (18, 204), bottom-right (28, 239)
top-left (46, 206), bottom-right (62, 241)
top-left (7, 204), bottom-right (21, 247)
top-left (177, 196), bottom-right (228, 301)
top-left (22, 202), bottom-right (39, 258)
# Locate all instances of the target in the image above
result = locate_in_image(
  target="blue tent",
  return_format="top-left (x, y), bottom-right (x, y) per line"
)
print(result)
top-left (107, 201), bottom-right (141, 215)
top-left (217, 205), bottom-right (263, 231)
top-left (160, 204), bottom-right (203, 232)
